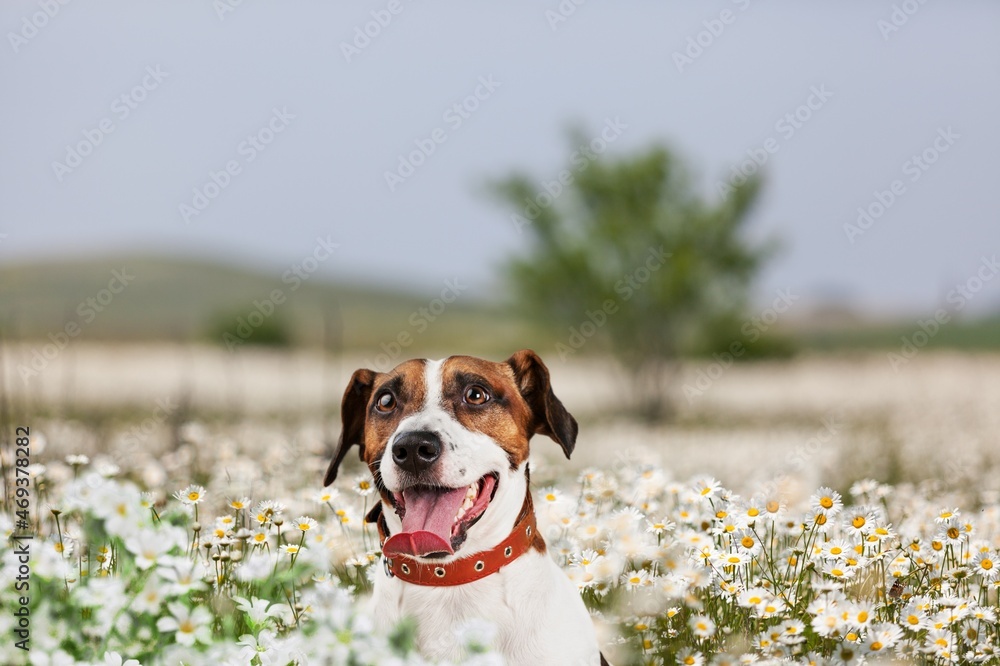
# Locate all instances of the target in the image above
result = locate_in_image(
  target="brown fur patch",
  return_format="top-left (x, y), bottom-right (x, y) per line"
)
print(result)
top-left (439, 356), bottom-right (536, 468)
top-left (362, 359), bottom-right (427, 468)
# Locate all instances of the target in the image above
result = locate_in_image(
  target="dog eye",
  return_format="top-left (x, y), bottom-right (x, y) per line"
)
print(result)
top-left (375, 391), bottom-right (396, 413)
top-left (464, 385), bottom-right (490, 405)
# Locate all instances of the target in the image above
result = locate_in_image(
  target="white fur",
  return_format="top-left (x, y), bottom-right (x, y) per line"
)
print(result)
top-left (372, 359), bottom-right (601, 665)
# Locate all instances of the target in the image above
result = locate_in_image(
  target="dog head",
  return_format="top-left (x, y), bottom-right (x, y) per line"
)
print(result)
top-left (323, 349), bottom-right (577, 560)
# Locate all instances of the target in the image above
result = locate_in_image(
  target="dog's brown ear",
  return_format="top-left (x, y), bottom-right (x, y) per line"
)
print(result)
top-left (323, 368), bottom-right (376, 486)
top-left (506, 349), bottom-right (577, 459)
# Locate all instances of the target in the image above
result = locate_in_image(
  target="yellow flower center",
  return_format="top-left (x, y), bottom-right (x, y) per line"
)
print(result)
top-left (870, 641), bottom-right (883, 651)
top-left (766, 501), bottom-right (780, 513)
top-left (981, 559), bottom-right (994, 571)
top-left (820, 497), bottom-right (833, 509)
top-left (747, 507), bottom-right (759, 517)
top-left (947, 527), bottom-right (960, 539)
top-left (187, 492), bottom-right (200, 501)
top-left (815, 514), bottom-right (827, 525)
top-left (852, 516), bottom-right (866, 528)
top-left (741, 536), bottom-right (755, 548)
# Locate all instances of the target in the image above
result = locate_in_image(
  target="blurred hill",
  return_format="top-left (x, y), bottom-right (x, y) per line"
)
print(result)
top-left (2, 256), bottom-right (998, 353)
top-left (0, 256), bottom-right (531, 354)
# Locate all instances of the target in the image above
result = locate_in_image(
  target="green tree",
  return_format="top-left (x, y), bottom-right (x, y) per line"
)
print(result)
top-left (492, 137), bottom-right (773, 419)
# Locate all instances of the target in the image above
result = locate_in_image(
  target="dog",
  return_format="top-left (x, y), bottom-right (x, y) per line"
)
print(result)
top-left (323, 349), bottom-right (605, 665)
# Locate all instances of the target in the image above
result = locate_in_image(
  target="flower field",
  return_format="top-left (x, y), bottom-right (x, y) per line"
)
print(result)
top-left (2, 347), bottom-right (999, 664)
top-left (3, 433), bottom-right (999, 665)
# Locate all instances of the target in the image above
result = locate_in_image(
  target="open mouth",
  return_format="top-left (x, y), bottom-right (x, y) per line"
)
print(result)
top-left (383, 473), bottom-right (498, 558)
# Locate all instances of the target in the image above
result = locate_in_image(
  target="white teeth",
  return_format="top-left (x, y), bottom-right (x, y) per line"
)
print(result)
top-left (454, 482), bottom-right (479, 523)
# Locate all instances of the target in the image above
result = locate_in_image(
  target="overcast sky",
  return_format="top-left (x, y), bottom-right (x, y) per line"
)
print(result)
top-left (2, 1), bottom-right (998, 316)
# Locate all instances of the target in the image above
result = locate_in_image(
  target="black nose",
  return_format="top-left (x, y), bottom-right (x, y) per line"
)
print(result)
top-left (391, 430), bottom-right (442, 475)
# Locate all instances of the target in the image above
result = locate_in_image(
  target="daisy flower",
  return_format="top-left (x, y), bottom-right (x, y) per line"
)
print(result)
top-left (645, 517), bottom-right (676, 535)
top-left (810, 487), bottom-right (843, 517)
top-left (732, 529), bottom-right (761, 555)
top-left (823, 562), bottom-right (855, 580)
top-left (294, 516), bottom-right (318, 532)
top-left (845, 603), bottom-right (875, 630)
top-left (314, 488), bottom-right (339, 504)
top-left (934, 508), bottom-right (960, 523)
top-left (621, 570), bottom-right (652, 590)
top-left (938, 519), bottom-right (965, 545)
top-left (353, 474), bottom-right (376, 497)
top-left (692, 477), bottom-right (721, 501)
top-left (689, 615), bottom-right (716, 638)
top-left (899, 603), bottom-right (929, 632)
top-left (676, 648), bottom-right (704, 666)
top-left (844, 507), bottom-right (874, 534)
top-left (715, 550), bottom-right (750, 568)
top-left (820, 538), bottom-right (852, 559)
top-left (156, 603), bottom-right (213, 646)
top-left (811, 609), bottom-right (846, 638)
top-left (776, 619), bottom-right (806, 645)
top-left (234, 596), bottom-right (286, 625)
top-left (249, 528), bottom-right (270, 547)
top-left (175, 484), bottom-right (206, 505)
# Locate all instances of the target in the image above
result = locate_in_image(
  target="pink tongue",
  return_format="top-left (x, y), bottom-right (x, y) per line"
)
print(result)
top-left (383, 486), bottom-right (469, 557)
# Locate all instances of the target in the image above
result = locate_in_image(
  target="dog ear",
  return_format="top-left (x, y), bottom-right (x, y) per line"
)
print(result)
top-left (323, 368), bottom-right (376, 486)
top-left (506, 349), bottom-right (578, 458)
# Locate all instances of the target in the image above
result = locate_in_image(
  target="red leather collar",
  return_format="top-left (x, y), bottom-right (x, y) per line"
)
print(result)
top-left (371, 493), bottom-right (539, 587)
